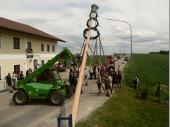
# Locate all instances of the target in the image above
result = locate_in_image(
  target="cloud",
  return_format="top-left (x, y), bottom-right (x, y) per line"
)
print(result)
top-left (17, 18), bottom-right (48, 26)
top-left (0, 0), bottom-right (168, 54)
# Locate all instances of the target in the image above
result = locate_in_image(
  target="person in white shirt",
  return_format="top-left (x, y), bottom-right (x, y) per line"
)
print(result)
top-left (11, 72), bottom-right (17, 90)
top-left (84, 68), bottom-right (89, 86)
top-left (89, 67), bottom-right (93, 79)
top-left (133, 75), bottom-right (139, 89)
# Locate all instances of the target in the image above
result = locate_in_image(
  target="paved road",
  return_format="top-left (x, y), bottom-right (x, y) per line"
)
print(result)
top-left (0, 57), bottom-right (127, 127)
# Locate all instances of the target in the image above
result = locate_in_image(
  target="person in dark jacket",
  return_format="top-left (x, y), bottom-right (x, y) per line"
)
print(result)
top-left (69, 71), bottom-right (75, 90)
top-left (5, 73), bottom-right (13, 93)
top-left (92, 65), bottom-right (97, 79)
top-left (111, 71), bottom-right (117, 90)
top-left (117, 71), bottom-right (122, 88)
top-left (19, 71), bottom-right (25, 80)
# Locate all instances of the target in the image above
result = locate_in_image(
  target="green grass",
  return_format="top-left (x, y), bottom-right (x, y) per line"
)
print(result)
top-left (123, 54), bottom-right (169, 86)
top-left (76, 54), bottom-right (169, 127)
top-left (76, 86), bottom-right (169, 127)
top-left (123, 54), bottom-right (169, 102)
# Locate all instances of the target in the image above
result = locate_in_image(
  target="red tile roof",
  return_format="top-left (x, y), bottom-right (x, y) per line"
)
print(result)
top-left (0, 17), bottom-right (66, 42)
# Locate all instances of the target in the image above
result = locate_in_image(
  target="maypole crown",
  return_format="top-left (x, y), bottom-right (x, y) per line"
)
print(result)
top-left (91, 4), bottom-right (99, 12)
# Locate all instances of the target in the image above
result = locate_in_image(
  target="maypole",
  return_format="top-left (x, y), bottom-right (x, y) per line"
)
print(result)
top-left (71, 4), bottom-right (99, 127)
top-left (57, 4), bottom-right (100, 127)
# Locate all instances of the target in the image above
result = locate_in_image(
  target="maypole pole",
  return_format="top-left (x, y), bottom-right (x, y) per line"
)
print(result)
top-left (57, 4), bottom-right (100, 127)
top-left (71, 4), bottom-right (99, 127)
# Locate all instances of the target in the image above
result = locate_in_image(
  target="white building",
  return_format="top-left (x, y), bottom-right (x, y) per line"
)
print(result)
top-left (0, 17), bottom-right (65, 91)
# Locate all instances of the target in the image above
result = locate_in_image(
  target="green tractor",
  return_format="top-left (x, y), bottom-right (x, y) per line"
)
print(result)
top-left (13, 55), bottom-right (73, 106)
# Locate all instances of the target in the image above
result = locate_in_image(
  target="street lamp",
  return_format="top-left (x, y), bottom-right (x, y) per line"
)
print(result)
top-left (106, 18), bottom-right (133, 56)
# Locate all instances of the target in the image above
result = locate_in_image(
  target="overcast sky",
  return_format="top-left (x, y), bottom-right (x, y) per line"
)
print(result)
top-left (0, 0), bottom-right (169, 54)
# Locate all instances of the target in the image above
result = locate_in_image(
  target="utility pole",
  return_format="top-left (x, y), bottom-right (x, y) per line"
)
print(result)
top-left (107, 18), bottom-right (133, 56)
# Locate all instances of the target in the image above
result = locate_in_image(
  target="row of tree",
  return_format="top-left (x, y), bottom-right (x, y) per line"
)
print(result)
top-left (149, 50), bottom-right (169, 54)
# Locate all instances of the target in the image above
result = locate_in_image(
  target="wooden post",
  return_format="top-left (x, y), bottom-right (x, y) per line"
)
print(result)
top-left (71, 23), bottom-right (92, 127)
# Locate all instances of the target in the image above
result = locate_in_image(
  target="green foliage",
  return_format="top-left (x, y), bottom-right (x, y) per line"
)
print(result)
top-left (76, 86), bottom-right (169, 127)
top-left (59, 47), bottom-right (73, 60)
top-left (159, 50), bottom-right (169, 54)
top-left (149, 50), bottom-right (169, 54)
top-left (58, 48), bottom-right (73, 68)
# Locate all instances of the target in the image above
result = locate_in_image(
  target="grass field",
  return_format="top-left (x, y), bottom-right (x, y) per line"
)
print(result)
top-left (76, 54), bottom-right (169, 127)
top-left (76, 86), bottom-right (169, 127)
top-left (123, 54), bottom-right (169, 86)
top-left (123, 54), bottom-right (169, 102)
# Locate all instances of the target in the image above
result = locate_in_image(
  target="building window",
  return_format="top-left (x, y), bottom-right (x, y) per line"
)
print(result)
top-left (27, 42), bottom-right (32, 49)
top-left (14, 65), bottom-right (20, 75)
top-left (13, 37), bottom-right (20, 49)
top-left (41, 44), bottom-right (44, 51)
top-left (26, 42), bottom-right (33, 53)
top-left (41, 60), bottom-right (44, 65)
top-left (0, 66), bottom-right (1, 80)
top-left (47, 44), bottom-right (50, 52)
top-left (52, 45), bottom-right (55, 52)
top-left (33, 59), bottom-right (38, 69)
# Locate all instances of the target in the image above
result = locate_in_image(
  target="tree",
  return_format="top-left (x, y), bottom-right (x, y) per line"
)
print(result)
top-left (59, 47), bottom-right (73, 60)
top-left (159, 50), bottom-right (169, 54)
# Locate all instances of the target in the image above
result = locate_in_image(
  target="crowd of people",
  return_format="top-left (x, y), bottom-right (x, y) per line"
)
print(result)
top-left (4, 68), bottom-right (32, 93)
top-left (56, 59), bottom-right (67, 72)
top-left (95, 63), bottom-right (122, 97)
top-left (4, 58), bottom-right (123, 97)
top-left (68, 61), bottom-right (122, 97)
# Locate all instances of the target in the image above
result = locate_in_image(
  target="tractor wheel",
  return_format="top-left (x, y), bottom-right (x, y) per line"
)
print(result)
top-left (13, 90), bottom-right (28, 105)
top-left (49, 91), bottom-right (64, 106)
top-left (65, 85), bottom-right (73, 98)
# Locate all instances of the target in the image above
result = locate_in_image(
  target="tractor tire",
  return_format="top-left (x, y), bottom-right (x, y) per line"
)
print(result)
top-left (49, 91), bottom-right (65, 106)
top-left (65, 85), bottom-right (73, 98)
top-left (13, 90), bottom-right (28, 105)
